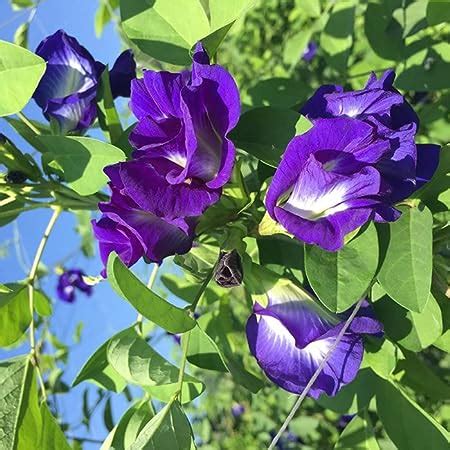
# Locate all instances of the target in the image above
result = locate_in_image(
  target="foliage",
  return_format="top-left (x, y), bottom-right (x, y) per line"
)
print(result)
top-left (0, 0), bottom-right (449, 449)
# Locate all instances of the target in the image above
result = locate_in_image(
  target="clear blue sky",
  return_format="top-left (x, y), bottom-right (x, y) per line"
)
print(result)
top-left (0, 1), bottom-right (179, 446)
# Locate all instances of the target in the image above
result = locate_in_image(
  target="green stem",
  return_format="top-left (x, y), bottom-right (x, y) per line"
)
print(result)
top-left (136, 263), bottom-right (159, 336)
top-left (176, 269), bottom-right (213, 403)
top-left (268, 298), bottom-right (365, 450)
top-left (17, 112), bottom-right (41, 135)
top-left (28, 206), bottom-right (62, 401)
top-left (177, 332), bottom-right (191, 404)
top-left (189, 267), bottom-right (214, 312)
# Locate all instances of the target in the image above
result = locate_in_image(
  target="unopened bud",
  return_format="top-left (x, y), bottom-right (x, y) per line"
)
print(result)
top-left (6, 170), bottom-right (27, 184)
top-left (214, 250), bottom-right (243, 288)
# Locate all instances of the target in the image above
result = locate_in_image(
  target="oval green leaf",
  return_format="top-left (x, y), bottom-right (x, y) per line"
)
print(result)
top-left (377, 205), bottom-right (433, 312)
top-left (305, 223), bottom-right (379, 313)
top-left (38, 136), bottom-right (125, 196)
top-left (0, 40), bottom-right (46, 116)
top-left (107, 327), bottom-right (204, 404)
top-left (107, 253), bottom-right (196, 334)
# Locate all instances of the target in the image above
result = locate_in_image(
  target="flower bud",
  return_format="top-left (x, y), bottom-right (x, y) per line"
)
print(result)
top-left (214, 250), bottom-right (243, 288)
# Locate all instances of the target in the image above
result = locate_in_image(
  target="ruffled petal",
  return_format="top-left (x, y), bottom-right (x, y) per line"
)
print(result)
top-left (104, 159), bottom-right (220, 219)
top-left (44, 87), bottom-right (97, 134)
top-left (246, 313), bottom-right (364, 398)
top-left (274, 205), bottom-right (373, 251)
top-left (34, 30), bottom-right (97, 108)
top-left (91, 216), bottom-right (144, 270)
top-left (281, 154), bottom-right (381, 221)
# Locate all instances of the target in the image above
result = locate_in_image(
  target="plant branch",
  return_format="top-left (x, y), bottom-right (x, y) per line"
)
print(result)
top-left (189, 267), bottom-right (214, 313)
top-left (268, 298), bottom-right (364, 450)
top-left (136, 263), bottom-right (159, 336)
top-left (28, 206), bottom-right (62, 401)
top-left (16, 111), bottom-right (42, 135)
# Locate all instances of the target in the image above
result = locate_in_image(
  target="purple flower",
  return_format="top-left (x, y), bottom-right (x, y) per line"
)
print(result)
top-left (246, 283), bottom-right (382, 398)
top-left (267, 71), bottom-right (439, 251)
top-left (302, 41), bottom-right (317, 62)
top-left (128, 42), bottom-right (240, 214)
top-left (92, 160), bottom-right (196, 275)
top-left (33, 30), bottom-right (136, 134)
top-left (57, 269), bottom-right (92, 303)
top-left (231, 403), bottom-right (245, 418)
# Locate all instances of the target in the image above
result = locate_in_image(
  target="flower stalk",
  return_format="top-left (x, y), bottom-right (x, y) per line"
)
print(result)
top-left (28, 206), bottom-right (62, 401)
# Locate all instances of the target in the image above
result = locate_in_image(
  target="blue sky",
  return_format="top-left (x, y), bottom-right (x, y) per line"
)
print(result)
top-left (0, 1), bottom-right (179, 446)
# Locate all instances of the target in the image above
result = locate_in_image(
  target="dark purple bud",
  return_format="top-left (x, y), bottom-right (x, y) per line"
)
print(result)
top-left (0, 134), bottom-right (7, 145)
top-left (57, 269), bottom-right (92, 303)
top-left (302, 41), bottom-right (318, 62)
top-left (6, 170), bottom-right (27, 184)
top-left (214, 250), bottom-right (243, 288)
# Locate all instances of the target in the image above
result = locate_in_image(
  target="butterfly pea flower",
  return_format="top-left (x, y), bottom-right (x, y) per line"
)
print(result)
top-left (128, 42), bottom-right (240, 215)
top-left (302, 41), bottom-right (317, 62)
top-left (301, 69), bottom-right (440, 203)
top-left (246, 283), bottom-right (382, 398)
top-left (92, 160), bottom-right (197, 275)
top-left (267, 72), bottom-right (439, 251)
top-left (57, 269), bottom-right (92, 303)
top-left (33, 30), bottom-right (136, 134)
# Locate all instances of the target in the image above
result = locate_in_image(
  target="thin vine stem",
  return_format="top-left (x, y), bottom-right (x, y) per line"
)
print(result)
top-left (189, 267), bottom-right (214, 312)
top-left (268, 298), bottom-right (364, 450)
top-left (16, 111), bottom-right (42, 135)
top-left (177, 268), bottom-right (214, 403)
top-left (28, 206), bottom-right (62, 401)
top-left (136, 263), bottom-right (159, 336)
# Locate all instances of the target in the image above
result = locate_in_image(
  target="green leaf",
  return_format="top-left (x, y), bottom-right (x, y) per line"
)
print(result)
top-left (377, 205), bottom-right (433, 312)
top-left (5, 117), bottom-right (50, 153)
top-left (0, 356), bottom-right (71, 450)
top-left (364, 2), bottom-right (406, 61)
top-left (97, 66), bottom-right (123, 145)
top-left (34, 290), bottom-right (53, 317)
top-left (38, 136), bottom-right (125, 196)
top-left (283, 31), bottom-right (313, 66)
top-left (132, 399), bottom-right (194, 450)
top-left (107, 327), bottom-right (204, 404)
top-left (201, 302), bottom-right (264, 393)
top-left (230, 107), bottom-right (312, 167)
top-left (318, 368), bottom-right (377, 414)
top-left (334, 410), bottom-right (380, 450)
top-left (202, 0), bottom-right (256, 57)
top-left (393, 350), bottom-right (450, 402)
top-left (72, 339), bottom-right (127, 392)
top-left (0, 285), bottom-right (31, 346)
top-left (363, 337), bottom-right (398, 380)
top-left (0, 40), bottom-right (46, 116)
top-left (106, 401), bottom-right (155, 450)
top-left (107, 253), bottom-right (196, 333)
top-left (305, 223), bottom-right (379, 313)
top-left (10, 0), bottom-right (34, 9)
top-left (376, 378), bottom-right (450, 450)
top-left (320, 1), bottom-right (356, 72)
top-left (427, 1), bottom-right (450, 26)
top-left (74, 210), bottom-right (95, 258)
top-left (174, 243), bottom-right (219, 280)
top-left (120, 0), bottom-right (210, 65)
top-left (374, 292), bottom-right (443, 352)
top-left (396, 42), bottom-right (450, 91)
top-left (187, 321), bottom-right (229, 372)
top-left (0, 356), bottom-right (29, 449)
top-left (120, 0), bottom-right (254, 65)
top-left (14, 22), bottom-right (29, 48)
